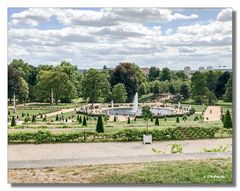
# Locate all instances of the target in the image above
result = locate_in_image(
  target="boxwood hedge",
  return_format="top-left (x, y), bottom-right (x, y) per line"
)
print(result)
top-left (8, 126), bottom-right (230, 144)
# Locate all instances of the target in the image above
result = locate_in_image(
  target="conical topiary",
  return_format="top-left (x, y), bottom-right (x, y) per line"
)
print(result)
top-left (127, 117), bottom-right (130, 124)
top-left (11, 116), bottom-right (16, 126)
top-left (79, 116), bottom-right (82, 123)
top-left (56, 114), bottom-right (59, 121)
top-left (155, 117), bottom-right (159, 126)
top-left (96, 115), bottom-right (104, 133)
top-left (82, 116), bottom-right (87, 126)
top-left (224, 110), bottom-right (232, 129)
top-left (176, 117), bottom-right (180, 123)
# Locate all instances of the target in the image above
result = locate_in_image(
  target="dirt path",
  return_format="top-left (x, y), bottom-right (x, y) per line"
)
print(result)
top-left (37, 108), bottom-right (78, 118)
top-left (8, 138), bottom-right (232, 169)
top-left (204, 106), bottom-right (221, 122)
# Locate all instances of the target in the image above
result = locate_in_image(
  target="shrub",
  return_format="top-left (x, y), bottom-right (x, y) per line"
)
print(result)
top-left (114, 115), bottom-right (117, 122)
top-left (8, 126), bottom-right (221, 144)
top-left (11, 116), bottom-right (16, 127)
top-left (194, 116), bottom-right (199, 121)
top-left (203, 145), bottom-right (227, 153)
top-left (170, 143), bottom-right (183, 154)
top-left (40, 114), bottom-right (43, 118)
top-left (79, 116), bottom-right (82, 123)
top-left (164, 117), bottom-right (167, 121)
top-left (27, 113), bottom-right (29, 117)
top-left (56, 114), bottom-right (59, 121)
top-left (96, 115), bottom-right (104, 133)
top-left (150, 116), bottom-right (153, 122)
top-left (32, 115), bottom-right (36, 123)
top-left (182, 115), bottom-right (187, 121)
top-left (224, 110), bottom-right (232, 129)
top-left (8, 111), bottom-right (10, 115)
top-left (155, 117), bottom-right (159, 126)
top-left (82, 116), bottom-right (87, 126)
top-left (104, 115), bottom-right (110, 123)
top-left (176, 117), bottom-right (180, 123)
top-left (42, 116), bottom-right (47, 122)
top-left (127, 117), bottom-right (131, 124)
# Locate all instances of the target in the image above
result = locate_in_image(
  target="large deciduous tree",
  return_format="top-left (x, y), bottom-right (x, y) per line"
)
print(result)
top-left (82, 69), bottom-right (110, 107)
top-left (111, 83), bottom-right (127, 103)
top-left (148, 66), bottom-right (160, 81)
top-left (110, 63), bottom-right (139, 102)
top-left (191, 71), bottom-right (208, 103)
top-left (159, 67), bottom-right (172, 81)
top-left (36, 70), bottom-right (76, 104)
top-left (8, 65), bottom-right (22, 105)
top-left (223, 75), bottom-right (232, 102)
top-left (214, 71), bottom-right (230, 99)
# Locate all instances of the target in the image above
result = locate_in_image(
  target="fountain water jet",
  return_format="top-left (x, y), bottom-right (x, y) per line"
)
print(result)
top-left (132, 92), bottom-right (138, 112)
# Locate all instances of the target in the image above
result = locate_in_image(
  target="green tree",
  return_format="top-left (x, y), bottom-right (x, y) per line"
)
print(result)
top-left (223, 75), bottom-right (232, 102)
top-left (9, 59), bottom-right (38, 101)
top-left (139, 82), bottom-right (148, 96)
top-left (96, 115), bottom-right (104, 133)
top-left (159, 67), bottom-right (171, 81)
top-left (18, 77), bottom-right (29, 103)
top-left (8, 65), bottom-right (22, 106)
top-left (36, 70), bottom-right (76, 104)
top-left (155, 117), bottom-right (159, 126)
top-left (206, 70), bottom-right (218, 92)
top-left (179, 83), bottom-right (190, 99)
top-left (206, 91), bottom-right (218, 105)
top-left (214, 71), bottom-right (231, 99)
top-left (142, 106), bottom-right (153, 133)
top-left (191, 71), bottom-right (208, 103)
top-left (152, 80), bottom-right (161, 94)
top-left (224, 110), bottom-right (232, 129)
top-left (82, 69), bottom-right (110, 107)
top-left (111, 83), bottom-right (127, 103)
top-left (148, 66), bottom-right (160, 81)
top-left (110, 63), bottom-right (139, 102)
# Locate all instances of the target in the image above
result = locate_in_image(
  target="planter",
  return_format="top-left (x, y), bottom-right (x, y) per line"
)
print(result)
top-left (143, 134), bottom-right (152, 144)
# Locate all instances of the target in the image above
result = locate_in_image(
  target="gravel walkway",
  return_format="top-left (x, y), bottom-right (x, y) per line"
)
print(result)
top-left (8, 138), bottom-right (232, 169)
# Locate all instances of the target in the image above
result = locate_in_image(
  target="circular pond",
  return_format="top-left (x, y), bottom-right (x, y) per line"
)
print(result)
top-left (102, 107), bottom-right (174, 116)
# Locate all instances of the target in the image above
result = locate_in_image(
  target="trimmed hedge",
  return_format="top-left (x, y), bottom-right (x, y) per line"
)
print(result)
top-left (8, 126), bottom-right (226, 144)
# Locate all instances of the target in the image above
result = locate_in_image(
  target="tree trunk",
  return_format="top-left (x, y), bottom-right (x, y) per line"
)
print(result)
top-left (13, 91), bottom-right (16, 113)
top-left (147, 120), bottom-right (149, 134)
top-left (51, 89), bottom-right (54, 105)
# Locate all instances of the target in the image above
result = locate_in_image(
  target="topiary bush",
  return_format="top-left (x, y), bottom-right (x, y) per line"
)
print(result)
top-left (155, 117), bottom-right (159, 126)
top-left (11, 116), bottom-right (16, 127)
top-left (96, 115), bottom-right (104, 133)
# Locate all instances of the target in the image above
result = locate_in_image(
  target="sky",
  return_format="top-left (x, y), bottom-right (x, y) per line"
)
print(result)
top-left (8, 8), bottom-right (232, 70)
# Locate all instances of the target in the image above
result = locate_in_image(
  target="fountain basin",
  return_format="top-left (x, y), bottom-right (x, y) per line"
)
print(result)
top-left (102, 107), bottom-right (174, 116)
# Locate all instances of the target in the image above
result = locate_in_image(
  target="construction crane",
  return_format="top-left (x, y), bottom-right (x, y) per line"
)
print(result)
top-left (214, 64), bottom-right (226, 69)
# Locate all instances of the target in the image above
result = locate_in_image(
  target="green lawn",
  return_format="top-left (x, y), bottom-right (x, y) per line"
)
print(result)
top-left (8, 158), bottom-right (232, 184)
top-left (96, 158), bottom-right (232, 184)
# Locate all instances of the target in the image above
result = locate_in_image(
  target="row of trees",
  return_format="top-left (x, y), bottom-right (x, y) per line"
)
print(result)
top-left (8, 59), bottom-right (232, 106)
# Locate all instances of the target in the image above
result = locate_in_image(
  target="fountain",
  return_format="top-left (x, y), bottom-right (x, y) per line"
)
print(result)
top-left (102, 92), bottom-right (175, 116)
top-left (132, 92), bottom-right (138, 112)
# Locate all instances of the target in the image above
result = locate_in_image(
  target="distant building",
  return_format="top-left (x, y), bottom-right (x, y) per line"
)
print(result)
top-left (184, 66), bottom-right (191, 75)
top-left (199, 67), bottom-right (205, 72)
top-left (141, 67), bottom-right (150, 76)
top-left (207, 66), bottom-right (213, 71)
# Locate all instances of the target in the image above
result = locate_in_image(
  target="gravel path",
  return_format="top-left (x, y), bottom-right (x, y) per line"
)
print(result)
top-left (8, 138), bottom-right (232, 169)
top-left (204, 106), bottom-right (221, 121)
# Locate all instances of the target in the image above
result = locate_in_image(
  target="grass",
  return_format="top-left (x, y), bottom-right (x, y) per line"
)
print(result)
top-left (8, 158), bottom-right (232, 184)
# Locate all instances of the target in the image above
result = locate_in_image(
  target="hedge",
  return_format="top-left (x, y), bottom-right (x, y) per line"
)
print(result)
top-left (8, 126), bottom-right (228, 144)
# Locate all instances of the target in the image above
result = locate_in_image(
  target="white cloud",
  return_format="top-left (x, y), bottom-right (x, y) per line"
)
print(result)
top-left (8, 8), bottom-right (232, 69)
top-left (217, 8), bottom-right (232, 22)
